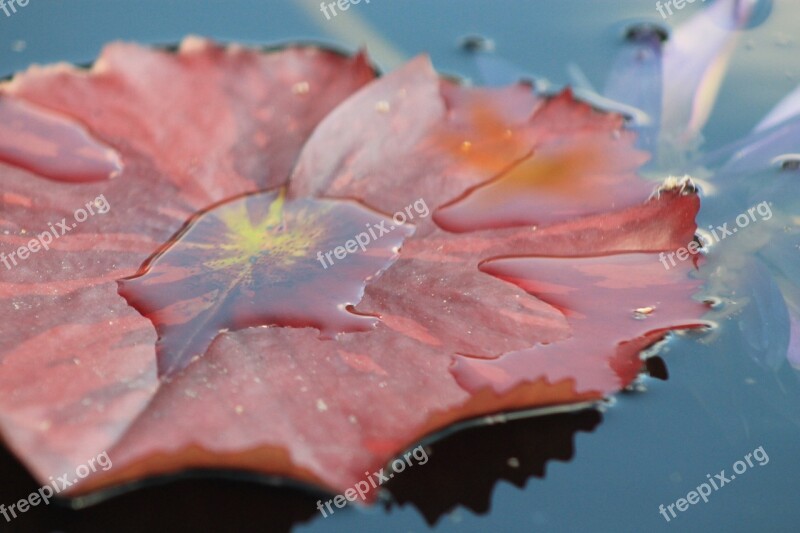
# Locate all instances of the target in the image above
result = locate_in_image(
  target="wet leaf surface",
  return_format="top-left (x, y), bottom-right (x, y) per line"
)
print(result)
top-left (0, 38), bottom-right (704, 503)
top-left (119, 189), bottom-right (412, 376)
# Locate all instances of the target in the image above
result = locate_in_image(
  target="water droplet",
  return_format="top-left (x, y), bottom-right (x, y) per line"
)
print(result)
top-left (292, 81), bottom-right (310, 95)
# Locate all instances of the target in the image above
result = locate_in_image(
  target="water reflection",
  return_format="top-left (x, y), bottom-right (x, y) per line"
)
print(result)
top-left (385, 408), bottom-right (602, 524)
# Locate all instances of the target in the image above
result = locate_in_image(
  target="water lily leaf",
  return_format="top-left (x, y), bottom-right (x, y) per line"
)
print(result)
top-left (0, 37), bottom-right (376, 486)
top-left (0, 39), bottom-right (704, 502)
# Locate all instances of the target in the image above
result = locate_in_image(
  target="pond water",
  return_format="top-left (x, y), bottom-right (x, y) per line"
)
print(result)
top-left (1, 1), bottom-right (798, 531)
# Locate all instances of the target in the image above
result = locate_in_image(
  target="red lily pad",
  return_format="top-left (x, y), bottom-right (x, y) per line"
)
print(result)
top-left (0, 38), bottom-right (705, 502)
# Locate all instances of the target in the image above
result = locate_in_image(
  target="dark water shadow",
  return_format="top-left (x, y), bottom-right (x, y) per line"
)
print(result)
top-left (384, 408), bottom-right (602, 525)
top-left (0, 406), bottom-right (602, 532)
